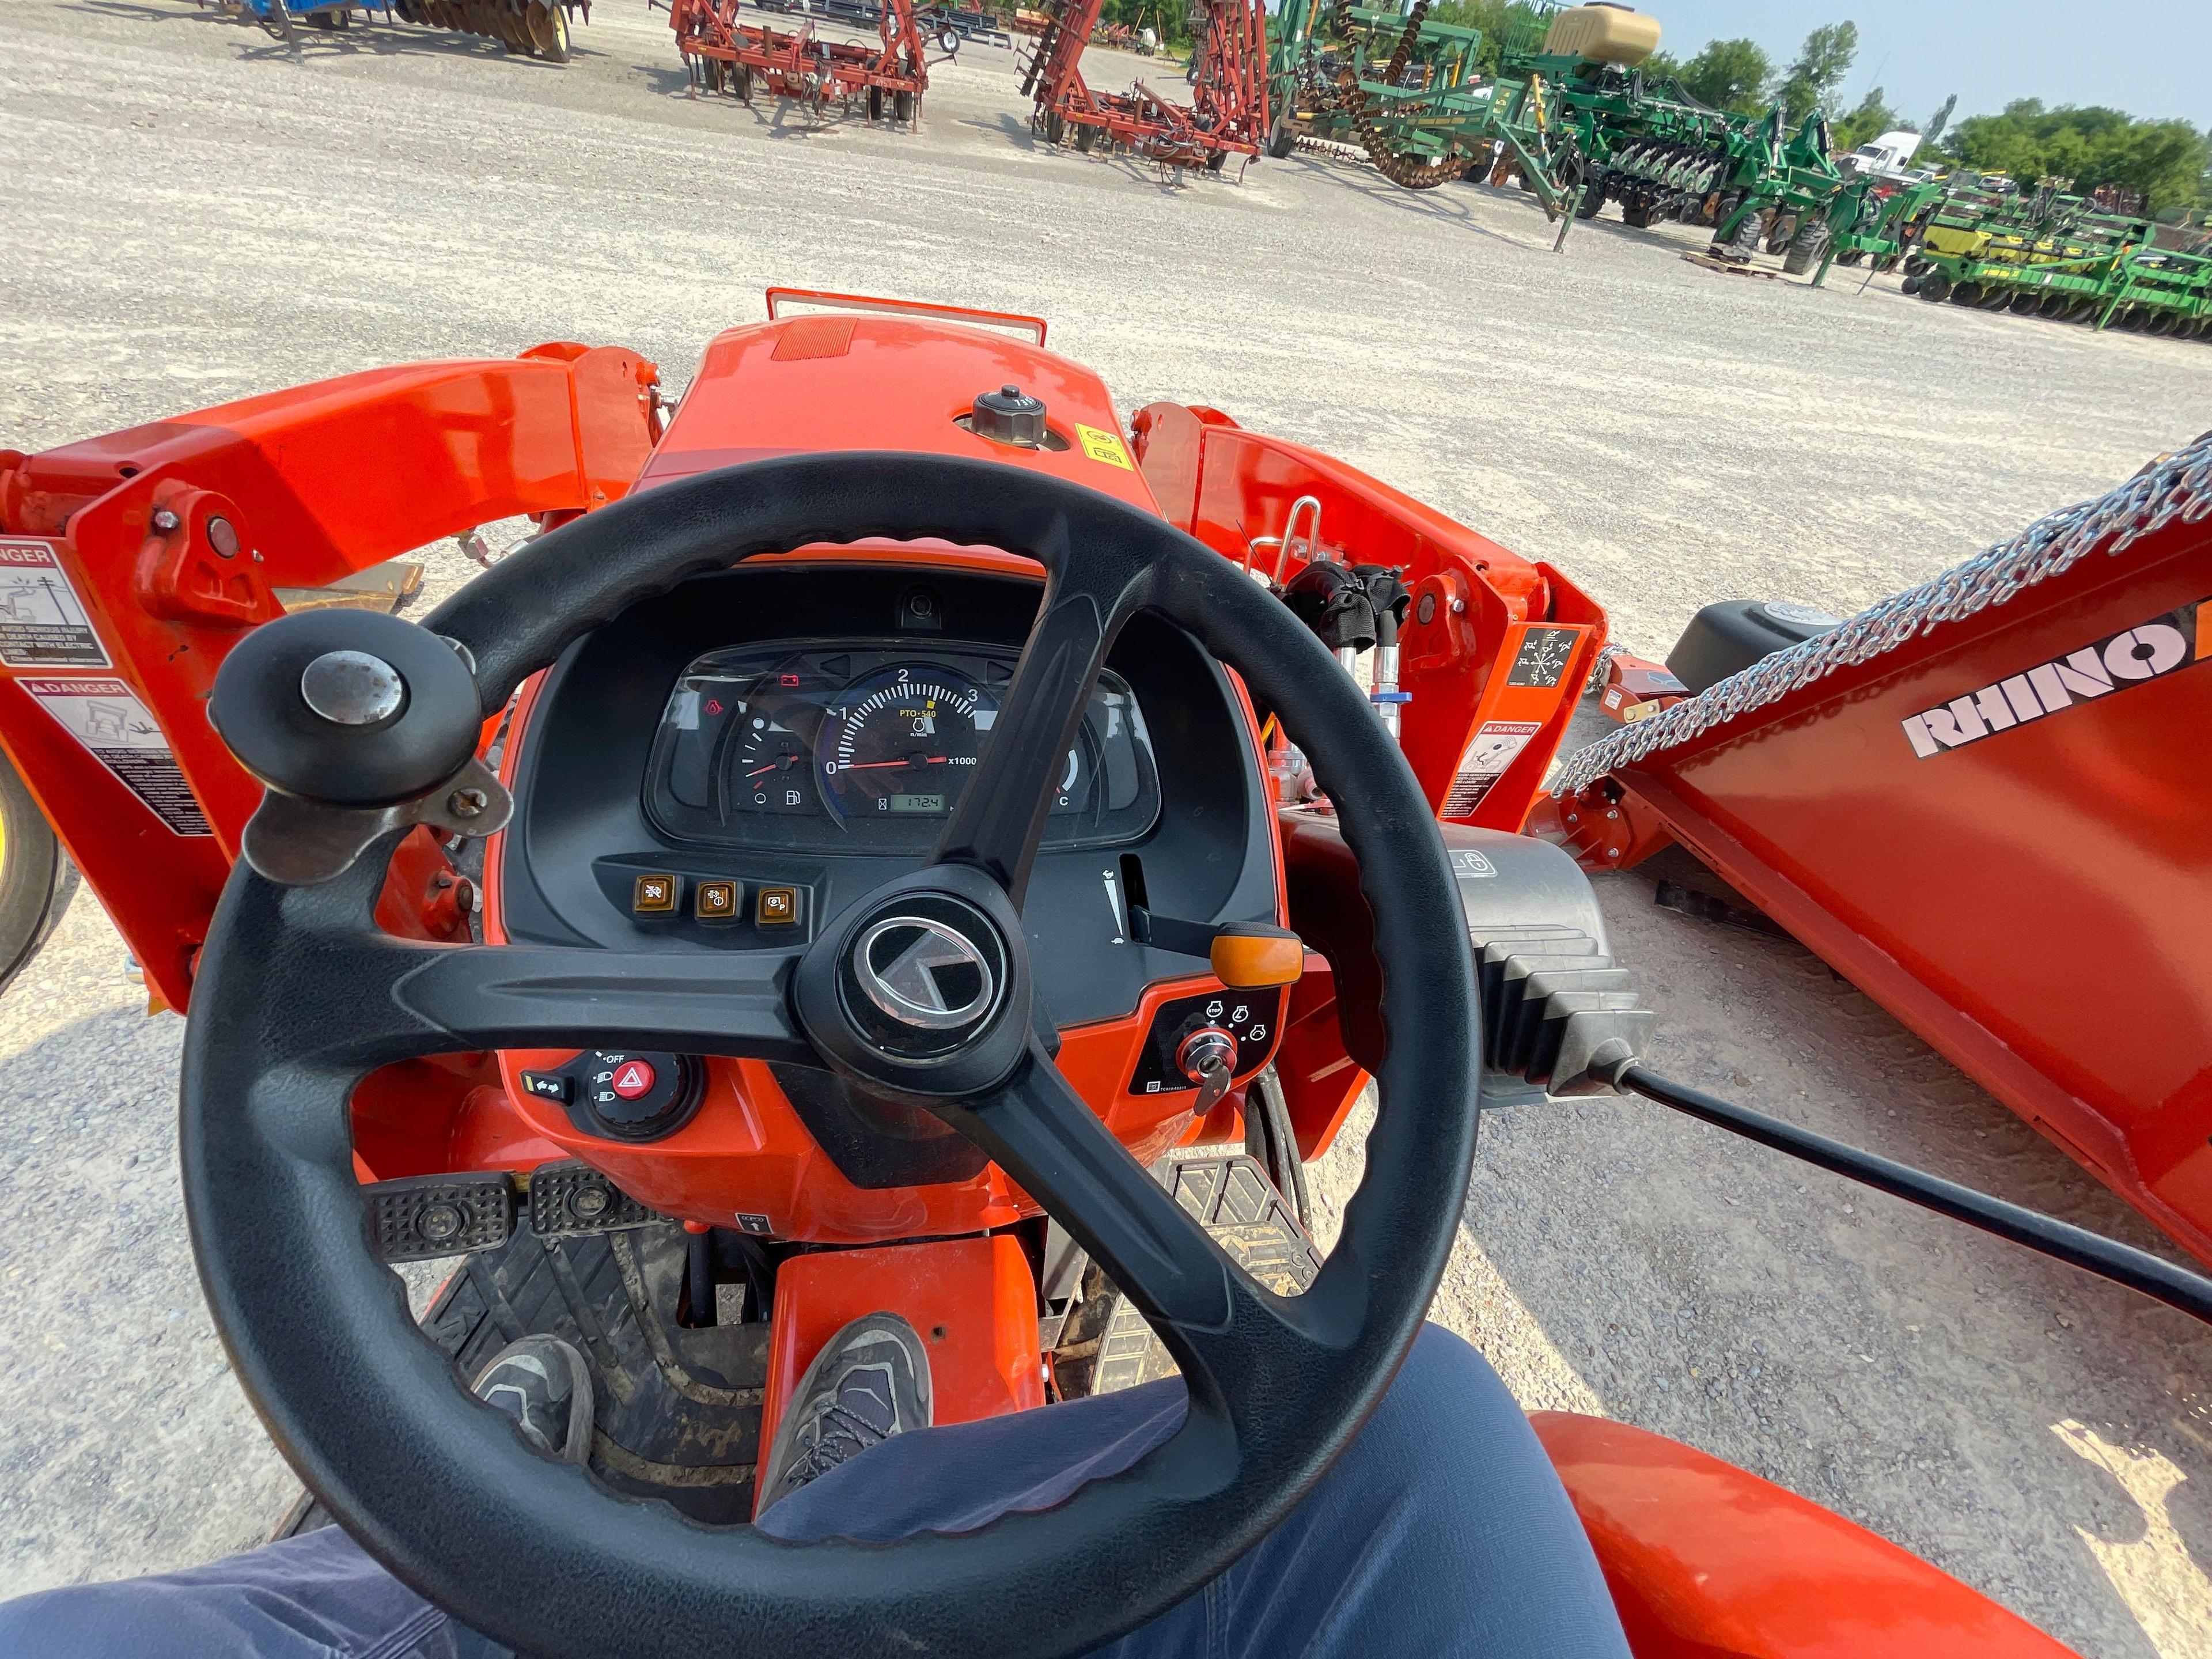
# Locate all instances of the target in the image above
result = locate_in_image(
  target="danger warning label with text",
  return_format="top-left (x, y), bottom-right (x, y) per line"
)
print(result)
top-left (0, 540), bottom-right (109, 668)
top-left (18, 677), bottom-right (211, 836)
top-left (1442, 720), bottom-right (1540, 817)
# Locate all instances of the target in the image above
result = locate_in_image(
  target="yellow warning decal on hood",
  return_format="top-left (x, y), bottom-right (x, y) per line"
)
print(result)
top-left (1075, 424), bottom-right (1132, 470)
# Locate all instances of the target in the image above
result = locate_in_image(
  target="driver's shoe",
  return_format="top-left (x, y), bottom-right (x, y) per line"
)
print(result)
top-left (471, 1334), bottom-right (595, 1465)
top-left (757, 1312), bottom-right (933, 1513)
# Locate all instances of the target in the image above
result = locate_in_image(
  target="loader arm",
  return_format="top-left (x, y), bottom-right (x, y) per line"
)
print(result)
top-left (0, 343), bottom-right (662, 1010)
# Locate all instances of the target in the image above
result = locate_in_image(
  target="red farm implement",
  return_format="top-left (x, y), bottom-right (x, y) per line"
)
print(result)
top-left (671, 0), bottom-right (931, 125)
top-left (1543, 433), bottom-right (2212, 1268)
top-left (1020, 0), bottom-right (1270, 176)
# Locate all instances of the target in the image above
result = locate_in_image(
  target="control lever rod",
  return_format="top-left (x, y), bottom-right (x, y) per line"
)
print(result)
top-left (1615, 1064), bottom-right (2212, 1330)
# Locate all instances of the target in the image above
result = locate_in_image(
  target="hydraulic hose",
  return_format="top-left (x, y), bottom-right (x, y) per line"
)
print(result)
top-left (1615, 1065), bottom-right (2212, 1331)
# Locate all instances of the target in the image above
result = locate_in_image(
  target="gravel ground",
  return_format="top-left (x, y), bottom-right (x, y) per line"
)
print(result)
top-left (2, 2), bottom-right (2210, 1652)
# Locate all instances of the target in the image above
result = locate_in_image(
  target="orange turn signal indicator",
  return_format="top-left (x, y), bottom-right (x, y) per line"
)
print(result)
top-left (1210, 924), bottom-right (1305, 990)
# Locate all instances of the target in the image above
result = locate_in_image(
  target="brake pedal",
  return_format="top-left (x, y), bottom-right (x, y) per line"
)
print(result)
top-left (528, 1160), bottom-right (660, 1237)
top-left (367, 1174), bottom-right (515, 1261)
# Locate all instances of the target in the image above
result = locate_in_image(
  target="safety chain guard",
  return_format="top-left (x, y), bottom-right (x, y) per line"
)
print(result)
top-left (1550, 427), bottom-right (2212, 797)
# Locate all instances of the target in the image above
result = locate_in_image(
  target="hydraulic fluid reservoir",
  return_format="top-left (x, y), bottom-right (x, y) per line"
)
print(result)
top-left (1543, 4), bottom-right (1661, 66)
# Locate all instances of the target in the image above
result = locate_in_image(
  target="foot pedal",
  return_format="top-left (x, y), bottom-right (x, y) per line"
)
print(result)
top-left (367, 1174), bottom-right (515, 1261)
top-left (1090, 1150), bottom-right (1320, 1396)
top-left (528, 1160), bottom-right (659, 1237)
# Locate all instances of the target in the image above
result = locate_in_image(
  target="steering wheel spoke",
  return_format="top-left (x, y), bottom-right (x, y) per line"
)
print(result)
top-left (232, 847), bottom-right (810, 1076)
top-left (944, 1043), bottom-right (1302, 1415)
top-left (929, 564), bottom-right (1148, 906)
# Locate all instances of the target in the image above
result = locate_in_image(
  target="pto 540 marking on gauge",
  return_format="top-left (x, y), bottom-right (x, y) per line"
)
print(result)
top-left (1901, 596), bottom-right (2209, 759)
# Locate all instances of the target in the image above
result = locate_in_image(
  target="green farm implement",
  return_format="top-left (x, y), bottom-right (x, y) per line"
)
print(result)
top-left (1893, 181), bottom-right (2212, 336)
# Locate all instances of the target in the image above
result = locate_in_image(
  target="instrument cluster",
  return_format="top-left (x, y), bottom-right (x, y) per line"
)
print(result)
top-left (646, 642), bottom-right (1161, 851)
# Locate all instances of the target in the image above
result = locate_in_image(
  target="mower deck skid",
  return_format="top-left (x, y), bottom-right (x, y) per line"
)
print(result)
top-left (1548, 436), bottom-right (2212, 1266)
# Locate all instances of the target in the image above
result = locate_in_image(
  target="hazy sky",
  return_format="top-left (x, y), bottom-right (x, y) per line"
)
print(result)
top-left (1647, 2), bottom-right (2209, 130)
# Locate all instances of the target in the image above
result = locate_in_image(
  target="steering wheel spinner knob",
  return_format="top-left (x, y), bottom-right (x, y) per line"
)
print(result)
top-left (210, 608), bottom-right (509, 885)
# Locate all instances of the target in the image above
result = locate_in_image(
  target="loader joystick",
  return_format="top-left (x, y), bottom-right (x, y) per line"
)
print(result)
top-left (183, 453), bottom-right (1481, 1659)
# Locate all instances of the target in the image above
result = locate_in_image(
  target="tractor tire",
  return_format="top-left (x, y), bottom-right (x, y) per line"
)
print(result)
top-left (1044, 110), bottom-right (1065, 146)
top-left (1781, 222), bottom-right (1831, 275)
top-left (1074, 123), bottom-right (1094, 153)
top-left (2010, 291), bottom-right (2042, 315)
top-left (1266, 120), bottom-right (1295, 160)
top-left (1206, 150), bottom-right (1225, 173)
top-left (1622, 201), bottom-right (1653, 230)
top-left (1726, 205), bottom-right (1765, 257)
top-left (2038, 291), bottom-right (2071, 317)
top-left (893, 89), bottom-right (915, 123)
top-left (1918, 274), bottom-right (1952, 302)
top-left (1951, 282), bottom-right (1983, 306)
top-left (1574, 172), bottom-right (1607, 219)
top-left (734, 63), bottom-right (753, 101)
top-left (868, 85), bottom-right (884, 121)
top-left (0, 751), bottom-right (67, 1001)
top-left (1980, 286), bottom-right (2012, 309)
top-left (1900, 274), bottom-right (1922, 296)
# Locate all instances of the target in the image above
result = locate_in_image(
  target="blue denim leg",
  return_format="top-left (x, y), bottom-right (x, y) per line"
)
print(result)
top-left (0, 1524), bottom-right (507, 1659)
top-left (764, 1323), bottom-right (1633, 1659)
top-left (2, 1324), bottom-right (1627, 1659)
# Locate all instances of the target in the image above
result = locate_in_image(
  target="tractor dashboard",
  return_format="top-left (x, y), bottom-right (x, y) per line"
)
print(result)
top-left (474, 556), bottom-right (1286, 1239)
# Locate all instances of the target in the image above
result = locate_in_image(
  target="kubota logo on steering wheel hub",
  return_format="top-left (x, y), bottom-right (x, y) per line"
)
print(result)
top-left (855, 914), bottom-right (997, 1031)
top-left (832, 891), bottom-right (1012, 1063)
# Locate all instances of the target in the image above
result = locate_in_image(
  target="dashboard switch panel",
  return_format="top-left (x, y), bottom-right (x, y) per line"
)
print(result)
top-left (1129, 988), bottom-right (1283, 1096)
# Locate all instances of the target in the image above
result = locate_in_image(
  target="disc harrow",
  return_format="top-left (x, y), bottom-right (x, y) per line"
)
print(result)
top-left (201, 0), bottom-right (585, 58)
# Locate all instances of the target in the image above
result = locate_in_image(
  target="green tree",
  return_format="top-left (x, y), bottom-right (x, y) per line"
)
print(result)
top-left (1775, 21), bottom-right (1858, 121)
top-left (1948, 100), bottom-right (2211, 214)
top-left (1673, 37), bottom-right (1772, 115)
top-left (1833, 86), bottom-right (1900, 153)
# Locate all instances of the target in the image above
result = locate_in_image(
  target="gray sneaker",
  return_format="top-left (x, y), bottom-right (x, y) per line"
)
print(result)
top-left (757, 1312), bottom-right (931, 1513)
top-left (471, 1334), bottom-right (594, 1466)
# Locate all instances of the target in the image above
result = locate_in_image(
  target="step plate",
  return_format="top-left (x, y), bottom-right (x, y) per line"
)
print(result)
top-left (1092, 1150), bottom-right (1321, 1396)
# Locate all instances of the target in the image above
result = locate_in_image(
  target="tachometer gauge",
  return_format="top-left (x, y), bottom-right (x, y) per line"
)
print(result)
top-left (819, 666), bottom-right (995, 821)
top-left (732, 719), bottom-right (819, 814)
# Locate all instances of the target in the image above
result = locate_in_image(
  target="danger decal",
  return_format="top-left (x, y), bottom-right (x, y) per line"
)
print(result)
top-left (1442, 719), bottom-right (1540, 817)
top-left (1901, 597), bottom-right (2209, 760)
top-left (18, 677), bottom-right (212, 835)
top-left (0, 540), bottom-right (110, 668)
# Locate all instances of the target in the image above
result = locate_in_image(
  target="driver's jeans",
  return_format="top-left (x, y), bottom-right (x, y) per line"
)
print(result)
top-left (0, 1324), bottom-right (1631, 1658)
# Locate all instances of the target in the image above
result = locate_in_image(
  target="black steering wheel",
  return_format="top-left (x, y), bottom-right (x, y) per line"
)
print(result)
top-left (182, 453), bottom-right (1482, 1659)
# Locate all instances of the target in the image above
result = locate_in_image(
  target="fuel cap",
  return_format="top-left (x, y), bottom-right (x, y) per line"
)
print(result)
top-left (968, 384), bottom-right (1047, 448)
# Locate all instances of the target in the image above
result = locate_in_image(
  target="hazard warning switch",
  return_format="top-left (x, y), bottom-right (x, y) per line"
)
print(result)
top-left (569, 1050), bottom-right (700, 1142)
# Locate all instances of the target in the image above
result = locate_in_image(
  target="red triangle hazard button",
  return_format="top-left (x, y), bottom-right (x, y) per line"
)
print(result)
top-left (610, 1060), bottom-right (656, 1101)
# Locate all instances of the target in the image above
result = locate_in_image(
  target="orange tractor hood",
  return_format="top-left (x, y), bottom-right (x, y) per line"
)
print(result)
top-left (639, 304), bottom-right (1163, 517)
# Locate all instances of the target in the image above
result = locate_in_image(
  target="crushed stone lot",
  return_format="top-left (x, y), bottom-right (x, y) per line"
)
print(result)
top-left (2, 2), bottom-right (2210, 1653)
